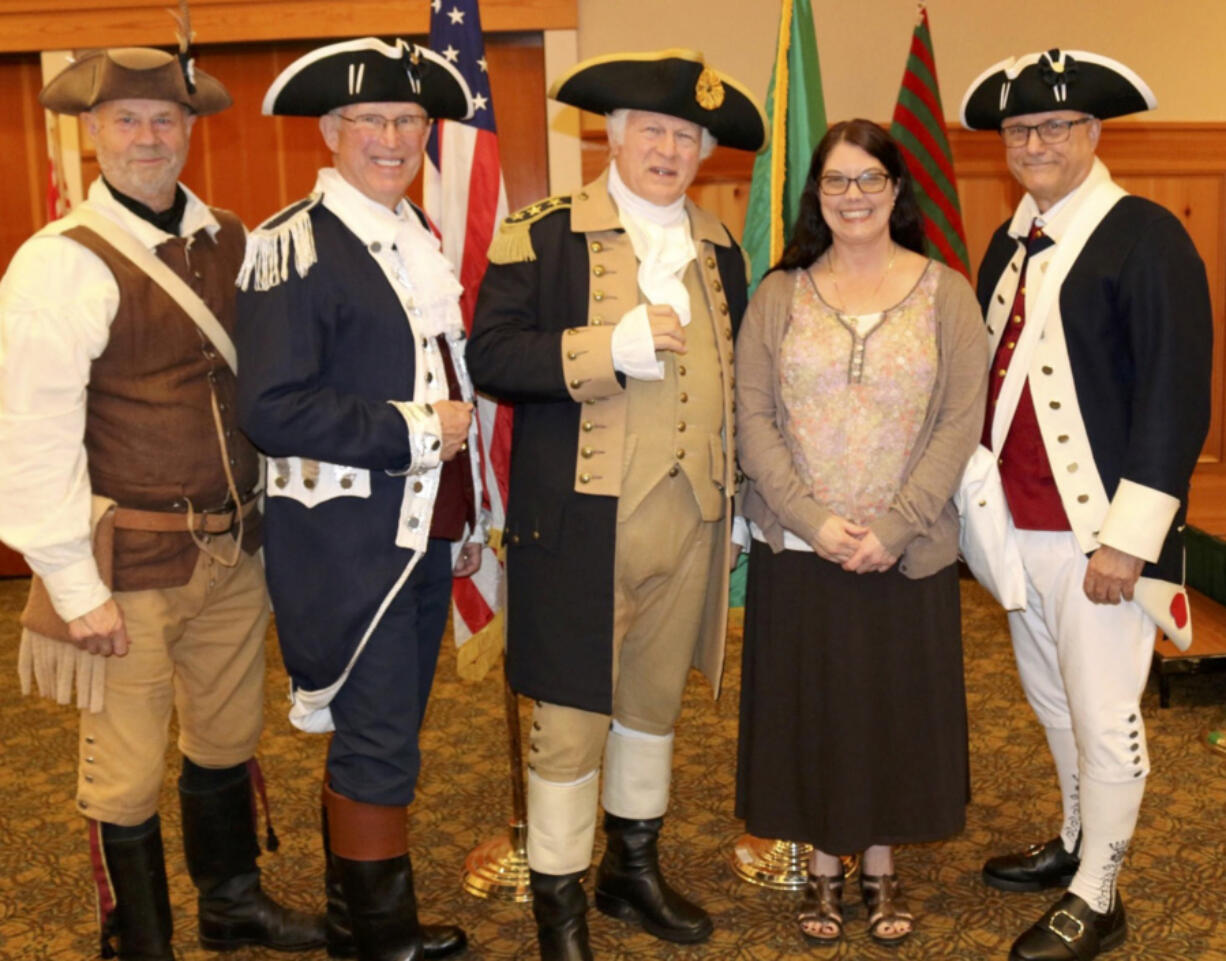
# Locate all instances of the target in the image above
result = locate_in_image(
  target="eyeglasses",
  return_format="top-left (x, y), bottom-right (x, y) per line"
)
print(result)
top-left (1000, 117), bottom-right (1093, 147)
top-left (818, 170), bottom-right (891, 195)
top-left (337, 113), bottom-right (430, 136)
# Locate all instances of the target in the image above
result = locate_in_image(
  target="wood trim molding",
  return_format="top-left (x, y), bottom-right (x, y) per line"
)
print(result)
top-left (0, 0), bottom-right (577, 54)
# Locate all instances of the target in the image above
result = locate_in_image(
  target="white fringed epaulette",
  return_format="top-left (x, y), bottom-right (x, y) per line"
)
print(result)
top-left (237, 194), bottom-right (322, 291)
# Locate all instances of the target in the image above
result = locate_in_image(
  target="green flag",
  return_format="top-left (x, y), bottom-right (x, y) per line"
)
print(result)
top-left (741, 0), bottom-right (827, 295)
top-left (731, 0), bottom-right (826, 608)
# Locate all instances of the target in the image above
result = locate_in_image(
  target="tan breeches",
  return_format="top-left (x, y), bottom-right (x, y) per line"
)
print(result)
top-left (529, 471), bottom-right (720, 781)
top-left (77, 549), bottom-right (269, 826)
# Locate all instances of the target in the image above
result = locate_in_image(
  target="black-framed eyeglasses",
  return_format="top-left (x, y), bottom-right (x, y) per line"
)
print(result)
top-left (1000, 117), bottom-right (1093, 147)
top-left (818, 170), bottom-right (891, 195)
top-left (337, 112), bottom-right (430, 136)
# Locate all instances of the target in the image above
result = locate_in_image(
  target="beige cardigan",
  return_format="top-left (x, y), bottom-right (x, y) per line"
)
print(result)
top-left (735, 260), bottom-right (988, 579)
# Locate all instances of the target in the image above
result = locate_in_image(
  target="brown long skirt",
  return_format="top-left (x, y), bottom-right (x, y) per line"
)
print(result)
top-left (734, 540), bottom-right (969, 853)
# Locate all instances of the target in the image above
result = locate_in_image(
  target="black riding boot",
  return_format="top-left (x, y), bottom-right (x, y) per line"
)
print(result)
top-left (97, 816), bottom-right (176, 961)
top-left (594, 814), bottom-right (712, 943)
top-left (529, 870), bottom-right (592, 961)
top-left (321, 786), bottom-right (466, 960)
top-left (178, 759), bottom-right (326, 951)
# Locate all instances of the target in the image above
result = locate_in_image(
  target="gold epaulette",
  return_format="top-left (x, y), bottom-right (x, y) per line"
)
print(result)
top-left (487, 195), bottom-right (571, 265)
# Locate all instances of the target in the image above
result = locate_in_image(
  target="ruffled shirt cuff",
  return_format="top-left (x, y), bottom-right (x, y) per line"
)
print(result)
top-left (611, 305), bottom-right (665, 381)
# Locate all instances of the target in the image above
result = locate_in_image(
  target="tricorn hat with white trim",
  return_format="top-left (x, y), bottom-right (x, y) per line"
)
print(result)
top-left (262, 37), bottom-right (473, 119)
top-left (39, 47), bottom-right (231, 115)
top-left (548, 48), bottom-right (768, 152)
top-left (961, 49), bottom-right (1156, 130)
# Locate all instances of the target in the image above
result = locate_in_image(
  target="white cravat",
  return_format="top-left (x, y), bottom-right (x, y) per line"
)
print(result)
top-left (606, 164), bottom-right (697, 381)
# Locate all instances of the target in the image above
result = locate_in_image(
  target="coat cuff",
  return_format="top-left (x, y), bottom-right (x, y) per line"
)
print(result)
top-left (37, 555), bottom-right (111, 622)
top-left (869, 510), bottom-right (915, 559)
top-left (386, 401), bottom-right (442, 476)
top-left (610, 306), bottom-right (665, 381)
top-left (1097, 478), bottom-right (1180, 564)
top-left (561, 325), bottom-right (622, 402)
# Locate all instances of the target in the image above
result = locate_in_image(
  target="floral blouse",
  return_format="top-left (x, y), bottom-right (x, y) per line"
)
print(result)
top-left (779, 262), bottom-right (939, 526)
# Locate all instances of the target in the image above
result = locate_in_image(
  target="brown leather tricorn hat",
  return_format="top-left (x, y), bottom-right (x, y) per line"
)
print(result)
top-left (39, 47), bottom-right (231, 115)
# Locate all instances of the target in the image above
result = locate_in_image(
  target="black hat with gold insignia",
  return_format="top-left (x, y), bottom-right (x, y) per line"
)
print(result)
top-left (548, 48), bottom-right (767, 152)
top-left (262, 37), bottom-right (473, 119)
top-left (961, 49), bottom-right (1156, 129)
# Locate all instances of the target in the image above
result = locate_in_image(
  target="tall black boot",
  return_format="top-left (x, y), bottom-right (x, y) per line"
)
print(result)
top-left (322, 788), bottom-right (466, 961)
top-left (97, 816), bottom-right (176, 961)
top-left (529, 870), bottom-right (592, 961)
top-left (178, 759), bottom-right (325, 951)
top-left (594, 814), bottom-right (712, 943)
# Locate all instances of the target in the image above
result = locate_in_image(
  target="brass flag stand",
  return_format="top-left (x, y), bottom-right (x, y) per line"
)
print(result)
top-left (461, 667), bottom-right (532, 902)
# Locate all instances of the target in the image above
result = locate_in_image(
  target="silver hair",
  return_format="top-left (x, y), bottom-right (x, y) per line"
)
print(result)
top-left (605, 108), bottom-right (717, 160)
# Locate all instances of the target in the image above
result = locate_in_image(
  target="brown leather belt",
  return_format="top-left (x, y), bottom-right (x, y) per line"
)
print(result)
top-left (113, 498), bottom-right (259, 534)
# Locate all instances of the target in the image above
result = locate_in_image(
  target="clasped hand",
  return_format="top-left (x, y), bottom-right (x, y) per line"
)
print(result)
top-left (435, 400), bottom-right (474, 462)
top-left (813, 515), bottom-right (898, 574)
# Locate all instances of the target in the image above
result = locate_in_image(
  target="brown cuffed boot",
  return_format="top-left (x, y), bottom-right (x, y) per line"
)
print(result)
top-left (323, 784), bottom-right (466, 961)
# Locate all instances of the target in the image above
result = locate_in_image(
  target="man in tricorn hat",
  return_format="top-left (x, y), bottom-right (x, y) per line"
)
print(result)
top-left (0, 46), bottom-right (324, 960)
top-left (468, 49), bottom-right (765, 961)
top-left (960, 49), bottom-right (1212, 960)
top-left (236, 36), bottom-right (484, 961)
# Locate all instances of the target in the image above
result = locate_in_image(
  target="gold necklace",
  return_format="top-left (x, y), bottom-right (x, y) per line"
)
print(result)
top-left (825, 242), bottom-right (896, 315)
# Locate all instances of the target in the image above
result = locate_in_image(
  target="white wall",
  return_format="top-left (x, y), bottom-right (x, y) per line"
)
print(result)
top-left (577, 0), bottom-right (1225, 122)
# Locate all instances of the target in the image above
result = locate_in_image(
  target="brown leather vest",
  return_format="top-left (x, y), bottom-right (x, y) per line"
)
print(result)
top-left (64, 211), bottom-right (261, 590)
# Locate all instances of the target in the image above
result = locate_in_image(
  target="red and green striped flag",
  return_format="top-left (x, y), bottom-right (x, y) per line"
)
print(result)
top-left (889, 3), bottom-right (969, 278)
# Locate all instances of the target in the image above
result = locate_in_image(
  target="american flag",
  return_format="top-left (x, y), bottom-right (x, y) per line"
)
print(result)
top-left (423, 0), bottom-right (512, 676)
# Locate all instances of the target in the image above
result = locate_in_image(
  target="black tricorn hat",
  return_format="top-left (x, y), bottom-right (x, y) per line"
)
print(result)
top-left (39, 47), bottom-right (231, 116)
top-left (262, 37), bottom-right (473, 119)
top-left (548, 48), bottom-right (767, 152)
top-left (961, 49), bottom-right (1156, 129)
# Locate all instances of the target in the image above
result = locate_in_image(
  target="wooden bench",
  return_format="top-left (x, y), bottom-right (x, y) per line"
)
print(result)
top-left (1152, 587), bottom-right (1226, 707)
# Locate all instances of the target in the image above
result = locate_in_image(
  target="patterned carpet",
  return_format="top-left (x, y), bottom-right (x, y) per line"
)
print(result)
top-left (1, 573), bottom-right (1224, 961)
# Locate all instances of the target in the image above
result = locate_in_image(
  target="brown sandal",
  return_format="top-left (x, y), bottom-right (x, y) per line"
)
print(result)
top-left (797, 874), bottom-right (844, 944)
top-left (860, 873), bottom-right (914, 944)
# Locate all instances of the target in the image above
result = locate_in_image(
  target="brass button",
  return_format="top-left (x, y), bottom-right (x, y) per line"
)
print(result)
top-left (532, 530), bottom-right (541, 540)
top-left (679, 392), bottom-right (688, 403)
top-left (997, 370), bottom-right (1006, 378)
top-left (1067, 463), bottom-right (1079, 473)
top-left (512, 534), bottom-right (520, 544)
top-left (340, 476), bottom-right (353, 489)
top-left (705, 256), bottom-right (716, 268)
top-left (1006, 341), bottom-right (1016, 349)
top-left (408, 517), bottom-right (420, 529)
top-left (591, 318), bottom-right (602, 326)
top-left (675, 448), bottom-right (686, 459)
top-left (570, 378), bottom-right (582, 389)
top-left (413, 481), bottom-right (424, 492)
top-left (1049, 401), bottom-right (1061, 409)
top-left (567, 351), bottom-right (578, 360)
top-left (582, 420), bottom-right (594, 432)
top-left (668, 465), bottom-right (680, 477)
top-left (593, 291), bottom-right (605, 302)
top-left (719, 302), bottom-right (729, 315)
top-left (581, 447), bottom-right (594, 458)
top-left (86, 757), bottom-right (95, 764)
top-left (84, 775), bottom-right (94, 783)
top-left (724, 327), bottom-right (733, 340)
top-left (303, 478), bottom-right (316, 490)
top-left (579, 473), bottom-right (592, 484)
top-left (370, 241), bottom-right (382, 253)
top-left (593, 265), bottom-right (605, 277)
top-left (1057, 434), bottom-right (1069, 443)
top-left (590, 241), bottom-right (603, 253)
top-left (1013, 316), bottom-right (1022, 325)
top-left (1077, 494), bottom-right (1090, 503)
top-left (1042, 365), bottom-right (1053, 375)
top-left (565, 328), bottom-right (577, 336)
top-left (677, 421), bottom-right (686, 432)
top-left (85, 736), bottom-right (95, 744)
top-left (79, 800), bottom-right (89, 809)
top-left (426, 372), bottom-right (434, 383)
top-left (678, 365), bottom-right (686, 376)
top-left (713, 280), bottom-right (723, 292)
top-left (275, 476), bottom-right (288, 488)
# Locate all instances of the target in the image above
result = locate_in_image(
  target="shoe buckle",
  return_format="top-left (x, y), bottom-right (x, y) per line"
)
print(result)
top-left (1048, 910), bottom-right (1085, 944)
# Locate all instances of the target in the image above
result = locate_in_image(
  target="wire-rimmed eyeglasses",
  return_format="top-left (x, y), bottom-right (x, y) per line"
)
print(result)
top-left (337, 113), bottom-right (430, 136)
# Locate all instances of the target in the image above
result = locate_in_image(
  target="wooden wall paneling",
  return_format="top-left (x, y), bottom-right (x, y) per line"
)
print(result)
top-left (0, 0), bottom-right (577, 53)
top-left (485, 33), bottom-right (548, 212)
top-left (0, 55), bottom-right (48, 272)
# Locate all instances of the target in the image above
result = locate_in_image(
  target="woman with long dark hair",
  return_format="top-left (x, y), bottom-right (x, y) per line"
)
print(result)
top-left (734, 119), bottom-right (988, 944)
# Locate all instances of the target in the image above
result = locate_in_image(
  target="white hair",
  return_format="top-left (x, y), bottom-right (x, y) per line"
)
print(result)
top-left (606, 108), bottom-right (717, 160)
